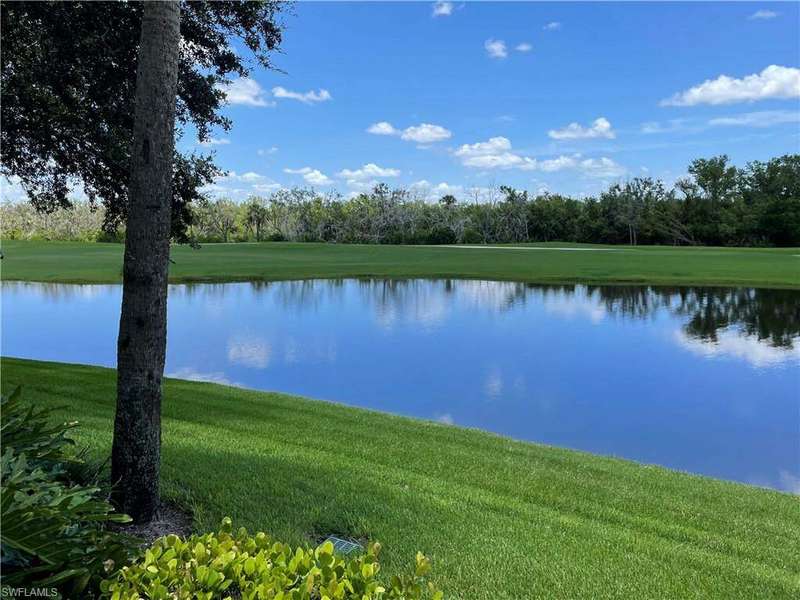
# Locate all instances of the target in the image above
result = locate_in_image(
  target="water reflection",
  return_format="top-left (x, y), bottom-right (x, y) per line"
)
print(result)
top-left (227, 334), bottom-right (272, 369)
top-left (2, 279), bottom-right (798, 493)
top-left (15, 279), bottom-right (799, 354)
top-left (171, 279), bottom-right (800, 361)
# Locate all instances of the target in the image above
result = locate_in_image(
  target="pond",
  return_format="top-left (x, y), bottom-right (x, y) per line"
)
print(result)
top-left (3, 279), bottom-right (799, 493)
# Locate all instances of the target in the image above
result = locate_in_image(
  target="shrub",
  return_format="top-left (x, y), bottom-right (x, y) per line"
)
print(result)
top-left (426, 226), bottom-right (457, 245)
top-left (461, 228), bottom-right (484, 244)
top-left (0, 386), bottom-right (76, 461)
top-left (101, 517), bottom-right (442, 600)
top-left (0, 388), bottom-right (136, 598)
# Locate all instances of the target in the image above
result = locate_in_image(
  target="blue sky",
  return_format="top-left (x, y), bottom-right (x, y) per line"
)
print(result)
top-left (6, 2), bottom-right (799, 203)
top-left (194, 1), bottom-right (799, 201)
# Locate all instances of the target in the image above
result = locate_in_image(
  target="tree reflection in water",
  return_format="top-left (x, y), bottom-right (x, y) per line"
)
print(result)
top-left (230, 279), bottom-right (798, 351)
top-left (17, 278), bottom-right (799, 352)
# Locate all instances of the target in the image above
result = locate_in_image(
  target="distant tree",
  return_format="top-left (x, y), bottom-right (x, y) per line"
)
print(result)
top-left (0, 200), bottom-right (108, 241)
top-left (618, 178), bottom-right (667, 245)
top-left (677, 155), bottom-right (741, 245)
top-left (499, 186), bottom-right (529, 242)
top-left (439, 194), bottom-right (457, 207)
top-left (464, 201), bottom-right (498, 243)
top-left (689, 155), bottom-right (740, 206)
top-left (209, 198), bottom-right (240, 242)
top-left (244, 197), bottom-right (269, 241)
top-left (743, 155), bottom-right (800, 246)
top-left (576, 198), bottom-right (606, 243)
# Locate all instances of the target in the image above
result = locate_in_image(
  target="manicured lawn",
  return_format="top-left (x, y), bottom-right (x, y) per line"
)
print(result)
top-left (4, 242), bottom-right (799, 596)
top-left (3, 358), bottom-right (799, 599)
top-left (2, 240), bottom-right (799, 288)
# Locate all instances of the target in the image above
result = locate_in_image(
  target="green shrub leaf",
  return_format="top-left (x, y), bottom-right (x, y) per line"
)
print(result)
top-left (100, 518), bottom-right (442, 599)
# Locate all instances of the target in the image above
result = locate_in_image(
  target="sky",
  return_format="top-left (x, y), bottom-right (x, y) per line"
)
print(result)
top-left (5, 1), bottom-right (800, 202)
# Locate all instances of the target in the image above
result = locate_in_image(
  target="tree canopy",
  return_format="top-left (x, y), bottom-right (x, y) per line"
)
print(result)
top-left (1, 0), bottom-right (286, 239)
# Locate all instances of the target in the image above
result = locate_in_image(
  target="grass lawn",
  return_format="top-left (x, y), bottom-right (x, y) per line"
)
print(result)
top-left (2, 240), bottom-right (799, 288)
top-left (3, 358), bottom-right (799, 599)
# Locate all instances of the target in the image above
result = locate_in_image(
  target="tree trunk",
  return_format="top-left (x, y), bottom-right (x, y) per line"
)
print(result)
top-left (112, 0), bottom-right (181, 523)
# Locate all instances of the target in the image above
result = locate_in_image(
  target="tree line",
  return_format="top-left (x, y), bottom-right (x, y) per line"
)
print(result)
top-left (4, 154), bottom-right (798, 247)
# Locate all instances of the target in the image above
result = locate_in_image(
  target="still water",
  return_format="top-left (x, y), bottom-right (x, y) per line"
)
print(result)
top-left (3, 279), bottom-right (799, 493)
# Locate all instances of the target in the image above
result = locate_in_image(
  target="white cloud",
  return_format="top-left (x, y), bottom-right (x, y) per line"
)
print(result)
top-left (749, 9), bottom-right (778, 20)
top-left (454, 137), bottom-right (624, 178)
top-left (252, 182), bottom-right (282, 193)
top-left (400, 123), bottom-right (452, 143)
top-left (639, 112), bottom-right (794, 135)
top-left (213, 170), bottom-right (268, 183)
top-left (338, 163), bottom-right (400, 181)
top-left (227, 335), bottom-right (271, 369)
top-left (200, 171), bottom-right (282, 200)
top-left (515, 42), bottom-right (533, 53)
top-left (779, 470), bottom-right (800, 495)
top-left (544, 290), bottom-right (607, 324)
top-left (432, 1), bottom-right (453, 17)
top-left (674, 329), bottom-right (800, 368)
top-left (543, 21), bottom-right (561, 30)
top-left (548, 117), bottom-right (616, 140)
top-left (537, 154), bottom-right (625, 177)
top-left (304, 171), bottom-right (333, 186)
top-left (337, 163), bottom-right (401, 190)
top-left (367, 121), bottom-right (399, 135)
top-left (216, 77), bottom-right (273, 107)
top-left (409, 180), bottom-right (465, 201)
top-left (538, 155), bottom-right (579, 172)
top-left (484, 369), bottom-right (503, 398)
top-left (198, 183), bottom-right (235, 196)
top-left (199, 137), bottom-right (230, 147)
top-left (435, 413), bottom-right (455, 425)
top-left (661, 65), bottom-right (800, 106)
top-left (167, 368), bottom-right (241, 387)
top-left (284, 167), bottom-right (333, 186)
top-left (640, 119), bottom-right (691, 134)
top-left (578, 157), bottom-right (626, 178)
top-left (455, 137), bottom-right (512, 156)
top-left (367, 121), bottom-right (452, 143)
top-left (485, 39), bottom-right (508, 59)
top-left (257, 146), bottom-right (279, 156)
top-left (455, 136), bottom-right (537, 170)
top-left (272, 86), bottom-right (332, 104)
top-left (640, 122), bottom-right (662, 134)
top-left (708, 110), bottom-right (800, 128)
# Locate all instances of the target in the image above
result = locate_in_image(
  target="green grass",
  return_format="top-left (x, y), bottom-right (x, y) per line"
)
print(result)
top-left (4, 241), bottom-right (799, 595)
top-left (2, 240), bottom-right (799, 287)
top-left (3, 358), bottom-right (799, 599)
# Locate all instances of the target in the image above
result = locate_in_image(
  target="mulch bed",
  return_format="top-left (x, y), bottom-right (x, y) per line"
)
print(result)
top-left (112, 501), bottom-right (193, 546)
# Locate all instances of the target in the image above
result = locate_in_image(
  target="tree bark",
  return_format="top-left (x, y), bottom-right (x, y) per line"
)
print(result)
top-left (111, 0), bottom-right (181, 523)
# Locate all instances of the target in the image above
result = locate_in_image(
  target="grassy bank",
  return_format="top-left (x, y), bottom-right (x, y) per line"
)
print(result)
top-left (3, 358), bottom-right (799, 599)
top-left (2, 240), bottom-right (799, 287)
